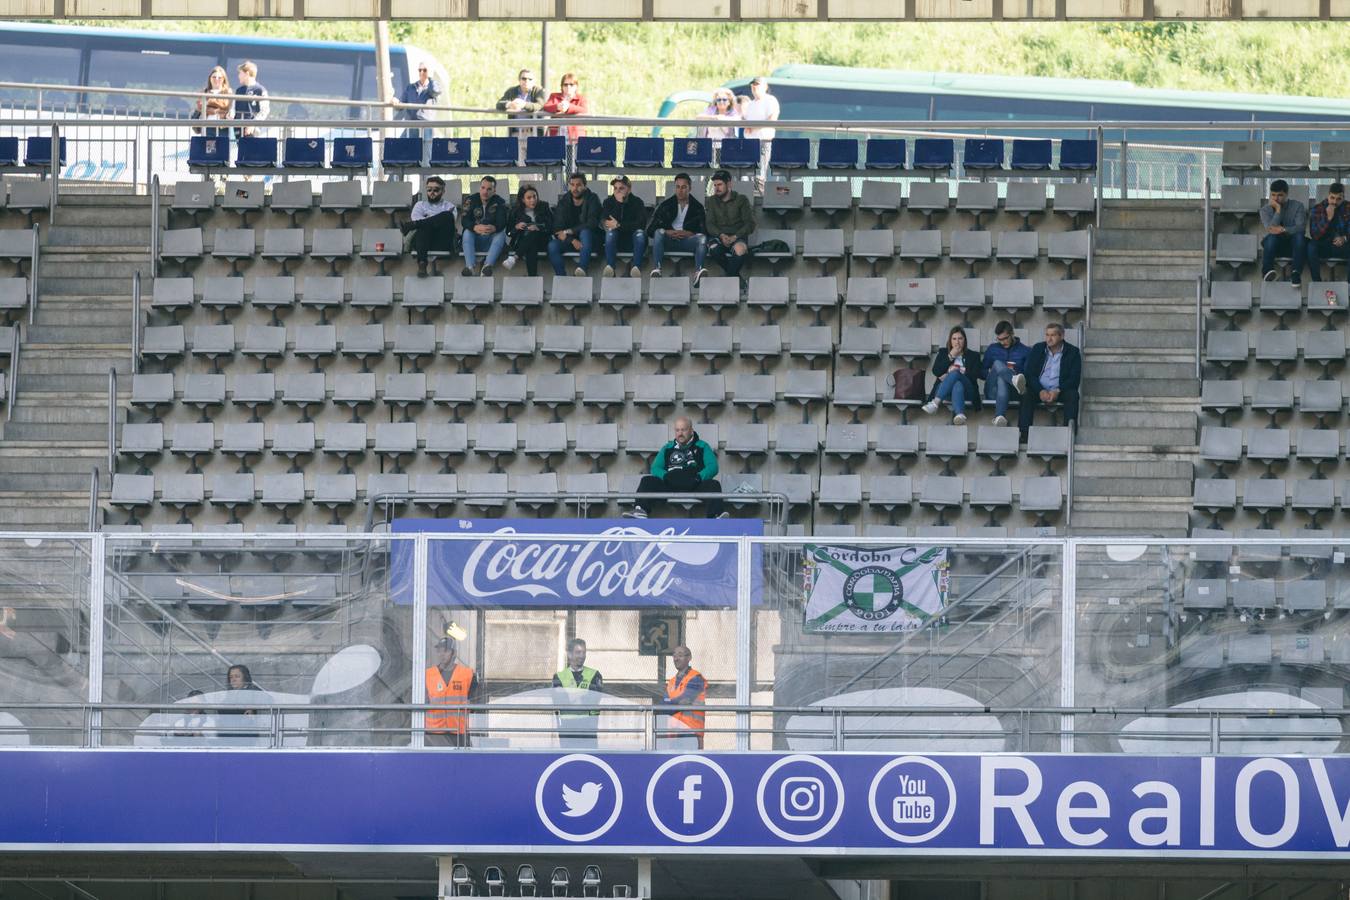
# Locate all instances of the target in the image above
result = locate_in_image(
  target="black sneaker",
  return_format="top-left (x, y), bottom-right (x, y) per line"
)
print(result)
top-left (481, 265), bottom-right (494, 277)
top-left (461, 266), bottom-right (473, 277)
top-left (417, 260), bottom-right (429, 278)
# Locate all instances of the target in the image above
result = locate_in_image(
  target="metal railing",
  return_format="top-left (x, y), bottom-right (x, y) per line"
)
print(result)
top-left (130, 270), bottom-right (141, 375)
top-left (27, 220), bottom-right (39, 326)
top-left (86, 468), bottom-right (99, 532)
top-left (6, 321), bottom-right (19, 424)
top-left (105, 367), bottom-right (117, 481)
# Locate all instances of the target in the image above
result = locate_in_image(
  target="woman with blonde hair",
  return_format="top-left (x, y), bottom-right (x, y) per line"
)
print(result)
top-left (194, 66), bottom-right (233, 136)
top-left (697, 87), bottom-right (741, 145)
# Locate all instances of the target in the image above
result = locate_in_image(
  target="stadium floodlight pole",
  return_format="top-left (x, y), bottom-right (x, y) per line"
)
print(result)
top-left (373, 21), bottom-right (393, 116)
top-left (540, 22), bottom-right (550, 99)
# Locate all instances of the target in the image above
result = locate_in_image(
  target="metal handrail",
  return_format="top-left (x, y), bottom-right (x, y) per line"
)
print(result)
top-left (47, 123), bottom-right (58, 226)
top-left (1202, 175), bottom-right (1213, 286)
top-left (27, 220), bottom-right (38, 325)
top-left (106, 367), bottom-right (116, 481)
top-left (1194, 275), bottom-right (1205, 381)
top-left (6, 321), bottom-right (19, 424)
top-left (1065, 436), bottom-right (1075, 528)
top-left (149, 173), bottom-right (160, 280)
top-left (86, 467), bottom-right (98, 532)
top-left (1083, 225), bottom-right (1094, 331)
top-left (1094, 124), bottom-right (1105, 226)
top-left (130, 270), bottom-right (141, 374)
top-left (363, 490), bottom-right (792, 533)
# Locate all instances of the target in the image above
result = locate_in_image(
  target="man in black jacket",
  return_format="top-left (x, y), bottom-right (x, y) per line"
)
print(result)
top-left (600, 175), bottom-right (648, 278)
top-left (1018, 322), bottom-right (1082, 441)
top-left (460, 176), bottom-right (509, 277)
top-left (549, 172), bottom-right (602, 276)
top-left (648, 173), bottom-right (707, 281)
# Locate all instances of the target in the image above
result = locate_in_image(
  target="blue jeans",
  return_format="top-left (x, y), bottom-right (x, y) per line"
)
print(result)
top-left (604, 229), bottom-right (647, 269)
top-left (548, 229), bottom-right (597, 275)
top-left (1262, 232), bottom-right (1307, 281)
top-left (463, 231), bottom-right (506, 268)
top-left (935, 375), bottom-right (967, 415)
top-left (984, 366), bottom-right (1020, 418)
top-left (652, 232), bottom-right (707, 271)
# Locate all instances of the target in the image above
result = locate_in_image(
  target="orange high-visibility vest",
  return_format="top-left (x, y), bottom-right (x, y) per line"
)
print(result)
top-left (425, 663), bottom-right (474, 734)
top-left (664, 667), bottom-right (706, 738)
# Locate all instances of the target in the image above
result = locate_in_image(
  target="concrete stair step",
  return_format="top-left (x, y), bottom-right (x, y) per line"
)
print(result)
top-left (15, 373), bottom-right (123, 393)
top-left (1100, 208), bottom-right (1204, 228)
top-left (45, 226), bottom-right (150, 247)
top-left (19, 354), bottom-right (132, 375)
top-left (0, 472), bottom-right (102, 491)
top-left (1083, 328), bottom-right (1196, 350)
top-left (37, 277), bottom-right (141, 295)
top-left (1094, 228), bottom-right (1204, 252)
top-left (26, 324), bottom-right (132, 343)
top-left (1074, 475), bottom-right (1193, 497)
top-left (8, 404), bottom-right (111, 424)
top-left (1088, 311), bottom-right (1196, 329)
top-left (1092, 280), bottom-right (1202, 299)
top-left (1076, 425), bottom-right (1198, 448)
top-left (1074, 456), bottom-right (1194, 479)
top-left (1082, 378), bottom-right (1199, 398)
top-left (1078, 407), bottom-right (1196, 431)
top-left (3, 422), bottom-right (110, 440)
top-left (1094, 263), bottom-right (1204, 280)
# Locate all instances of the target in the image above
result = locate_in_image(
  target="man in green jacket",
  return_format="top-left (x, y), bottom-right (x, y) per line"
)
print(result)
top-left (552, 638), bottom-right (604, 748)
top-left (626, 416), bottom-right (728, 519)
top-left (705, 169), bottom-right (755, 280)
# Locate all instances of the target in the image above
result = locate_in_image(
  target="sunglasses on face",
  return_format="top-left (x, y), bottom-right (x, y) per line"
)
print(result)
top-left (715, 98), bottom-right (731, 103)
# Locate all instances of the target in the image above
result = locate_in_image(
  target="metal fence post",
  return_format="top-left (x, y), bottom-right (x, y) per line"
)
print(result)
top-left (1120, 131), bottom-right (1130, 201)
top-left (735, 535), bottom-right (752, 751)
top-left (88, 531), bottom-right (106, 748)
top-left (1059, 538), bottom-right (1077, 752)
top-left (410, 534), bottom-right (428, 749)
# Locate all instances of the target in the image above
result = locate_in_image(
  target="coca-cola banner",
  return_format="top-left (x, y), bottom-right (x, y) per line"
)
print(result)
top-left (389, 518), bottom-right (763, 607)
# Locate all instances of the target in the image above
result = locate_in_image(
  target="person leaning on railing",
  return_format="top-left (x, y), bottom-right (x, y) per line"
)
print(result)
top-left (193, 66), bottom-right (233, 137)
top-left (425, 636), bottom-right (480, 748)
top-left (552, 638), bottom-right (604, 748)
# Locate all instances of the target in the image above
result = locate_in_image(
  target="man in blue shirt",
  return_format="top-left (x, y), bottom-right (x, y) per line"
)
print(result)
top-left (397, 64), bottom-right (442, 139)
top-left (1018, 323), bottom-right (1081, 442)
top-left (232, 60), bottom-right (269, 138)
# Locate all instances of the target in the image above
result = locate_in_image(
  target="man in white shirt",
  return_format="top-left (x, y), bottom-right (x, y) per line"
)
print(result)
top-left (741, 76), bottom-right (780, 184)
top-left (400, 176), bottom-right (456, 277)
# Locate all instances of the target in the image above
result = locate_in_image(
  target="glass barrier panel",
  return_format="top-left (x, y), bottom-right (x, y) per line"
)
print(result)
top-left (0, 535), bottom-right (93, 747)
top-left (755, 539), bottom-right (1063, 752)
top-left (101, 533), bottom-right (411, 748)
top-left (1073, 539), bottom-right (1350, 754)
top-left (418, 528), bottom-right (744, 751)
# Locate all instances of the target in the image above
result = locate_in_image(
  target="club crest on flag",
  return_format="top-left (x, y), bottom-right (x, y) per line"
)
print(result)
top-left (803, 546), bottom-right (950, 633)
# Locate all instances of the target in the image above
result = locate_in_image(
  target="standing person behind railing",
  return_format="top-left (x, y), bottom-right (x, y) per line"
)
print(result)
top-left (396, 62), bottom-right (442, 140)
top-left (232, 60), bottom-right (270, 138)
top-left (696, 87), bottom-right (740, 149)
top-left (660, 645), bottom-right (706, 749)
top-left (740, 76), bottom-right (780, 186)
top-left (541, 72), bottom-right (589, 166)
top-left (496, 68), bottom-right (547, 163)
top-left (426, 637), bottom-right (480, 748)
top-left (194, 66), bottom-right (233, 138)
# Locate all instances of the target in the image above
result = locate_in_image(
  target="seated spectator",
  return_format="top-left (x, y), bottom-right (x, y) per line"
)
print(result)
top-left (648, 172), bottom-right (708, 282)
top-left (601, 174), bottom-right (648, 278)
top-left (1018, 322), bottom-right (1081, 442)
top-left (1307, 182), bottom-right (1350, 284)
top-left (400, 176), bottom-right (456, 278)
top-left (1261, 179), bottom-right (1308, 286)
top-left (697, 87), bottom-right (740, 145)
top-left (194, 66), bottom-right (232, 137)
top-left (541, 72), bottom-right (589, 144)
top-left (923, 325), bottom-right (983, 426)
top-left (397, 63), bottom-right (442, 140)
top-left (705, 169), bottom-right (755, 282)
top-left (460, 175), bottom-right (508, 277)
top-left (549, 172), bottom-right (602, 276)
top-left (504, 183), bottom-right (553, 276)
top-left (626, 415), bottom-right (727, 520)
top-left (982, 320), bottom-right (1030, 427)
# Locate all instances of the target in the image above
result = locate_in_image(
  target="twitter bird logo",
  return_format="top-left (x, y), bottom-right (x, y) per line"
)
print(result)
top-left (561, 782), bottom-right (603, 817)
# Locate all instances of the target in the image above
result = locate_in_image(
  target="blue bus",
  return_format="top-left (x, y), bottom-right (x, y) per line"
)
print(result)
top-left (659, 65), bottom-right (1350, 144)
top-left (0, 22), bottom-right (445, 118)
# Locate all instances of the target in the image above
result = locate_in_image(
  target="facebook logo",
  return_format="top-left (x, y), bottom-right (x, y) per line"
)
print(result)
top-left (678, 775), bottom-right (702, 824)
top-left (646, 756), bottom-right (733, 844)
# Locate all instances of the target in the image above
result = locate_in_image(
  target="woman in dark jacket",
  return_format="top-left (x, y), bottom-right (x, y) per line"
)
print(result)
top-left (504, 184), bottom-right (554, 277)
top-left (923, 325), bottom-right (983, 424)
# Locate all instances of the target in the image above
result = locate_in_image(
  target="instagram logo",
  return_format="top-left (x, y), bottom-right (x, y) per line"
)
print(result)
top-left (780, 777), bottom-right (825, 821)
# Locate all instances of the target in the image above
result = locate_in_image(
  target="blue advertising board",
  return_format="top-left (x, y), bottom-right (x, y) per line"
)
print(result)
top-left (2, 751), bottom-right (1349, 857)
top-left (389, 518), bottom-right (762, 608)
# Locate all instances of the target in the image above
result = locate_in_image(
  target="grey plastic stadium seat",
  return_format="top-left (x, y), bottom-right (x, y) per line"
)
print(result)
top-left (793, 277), bottom-right (839, 321)
top-left (351, 275), bottom-right (394, 315)
top-left (782, 370), bottom-right (827, 421)
top-left (120, 423), bottom-right (164, 464)
top-left (260, 227), bottom-right (305, 274)
top-left (272, 422), bottom-right (316, 462)
top-left (969, 475), bottom-right (1013, 523)
top-left (899, 230), bottom-right (942, 276)
top-left (1004, 182), bottom-right (1047, 230)
top-left (1043, 280), bottom-right (1086, 315)
top-left (943, 277), bottom-right (985, 316)
top-left (1205, 331), bottom-right (1248, 373)
top-left (311, 228), bottom-right (354, 275)
top-left (896, 277), bottom-right (937, 323)
top-left (151, 277), bottom-right (194, 313)
top-left (802, 229), bottom-right (846, 275)
top-left (1047, 230), bottom-right (1089, 277)
top-left (1192, 479), bottom-right (1237, 524)
top-left (859, 180), bottom-right (902, 226)
top-left (402, 275), bottom-right (446, 312)
top-left (1199, 425), bottom-right (1243, 475)
top-left (907, 182), bottom-right (949, 226)
top-left (850, 229), bottom-right (895, 276)
top-left (371, 181), bottom-right (415, 222)
top-left (1020, 476), bottom-right (1064, 521)
top-left (1214, 233), bottom-right (1258, 277)
top-left (925, 425), bottom-right (969, 475)
top-left (159, 228), bottom-right (203, 273)
top-left (170, 181), bottom-right (215, 224)
top-left (975, 425), bottom-right (1020, 475)
top-left (1052, 183), bottom-right (1096, 221)
top-left (1200, 380), bottom-right (1243, 425)
top-left (1254, 330), bottom-right (1297, 377)
top-left (809, 181), bottom-right (853, 225)
top-left (955, 182), bottom-right (998, 228)
top-left (1241, 478), bottom-right (1287, 526)
top-left (918, 475), bottom-right (964, 519)
top-left (1183, 578), bottom-right (1228, 610)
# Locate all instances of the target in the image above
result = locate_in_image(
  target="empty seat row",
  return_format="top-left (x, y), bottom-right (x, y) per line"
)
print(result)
top-left (1221, 140), bottom-right (1350, 175)
top-left (1199, 425), bottom-right (1350, 475)
top-left (187, 134), bottom-right (1099, 177)
top-left (0, 136), bottom-right (65, 169)
top-left (1203, 380), bottom-right (1350, 425)
top-left (1209, 281), bottom-right (1348, 325)
top-left (1193, 477), bottom-right (1350, 527)
top-left (1181, 576), bottom-right (1345, 612)
top-left (1180, 633), bottom-right (1350, 669)
top-left (1204, 329), bottom-right (1350, 376)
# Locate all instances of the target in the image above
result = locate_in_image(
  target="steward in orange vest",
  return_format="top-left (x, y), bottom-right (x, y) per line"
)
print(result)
top-left (425, 637), bottom-right (480, 747)
top-left (662, 644), bottom-right (707, 747)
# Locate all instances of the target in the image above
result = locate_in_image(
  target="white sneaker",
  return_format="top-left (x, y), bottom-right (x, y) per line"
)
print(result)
top-left (993, 415), bottom-right (1007, 427)
top-left (651, 268), bottom-right (662, 278)
top-left (922, 401), bottom-right (939, 415)
top-left (1264, 269), bottom-right (1278, 282)
top-left (1012, 373), bottom-right (1026, 394)
top-left (630, 265), bottom-right (641, 278)
top-left (952, 414), bottom-right (967, 425)
top-left (715, 511), bottom-right (731, 519)
top-left (693, 268), bottom-right (707, 286)
top-left (623, 507), bottom-right (649, 519)
top-left (573, 267), bottom-right (587, 277)
top-left (602, 265), bottom-right (615, 277)
top-left (501, 254), bottom-right (517, 271)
